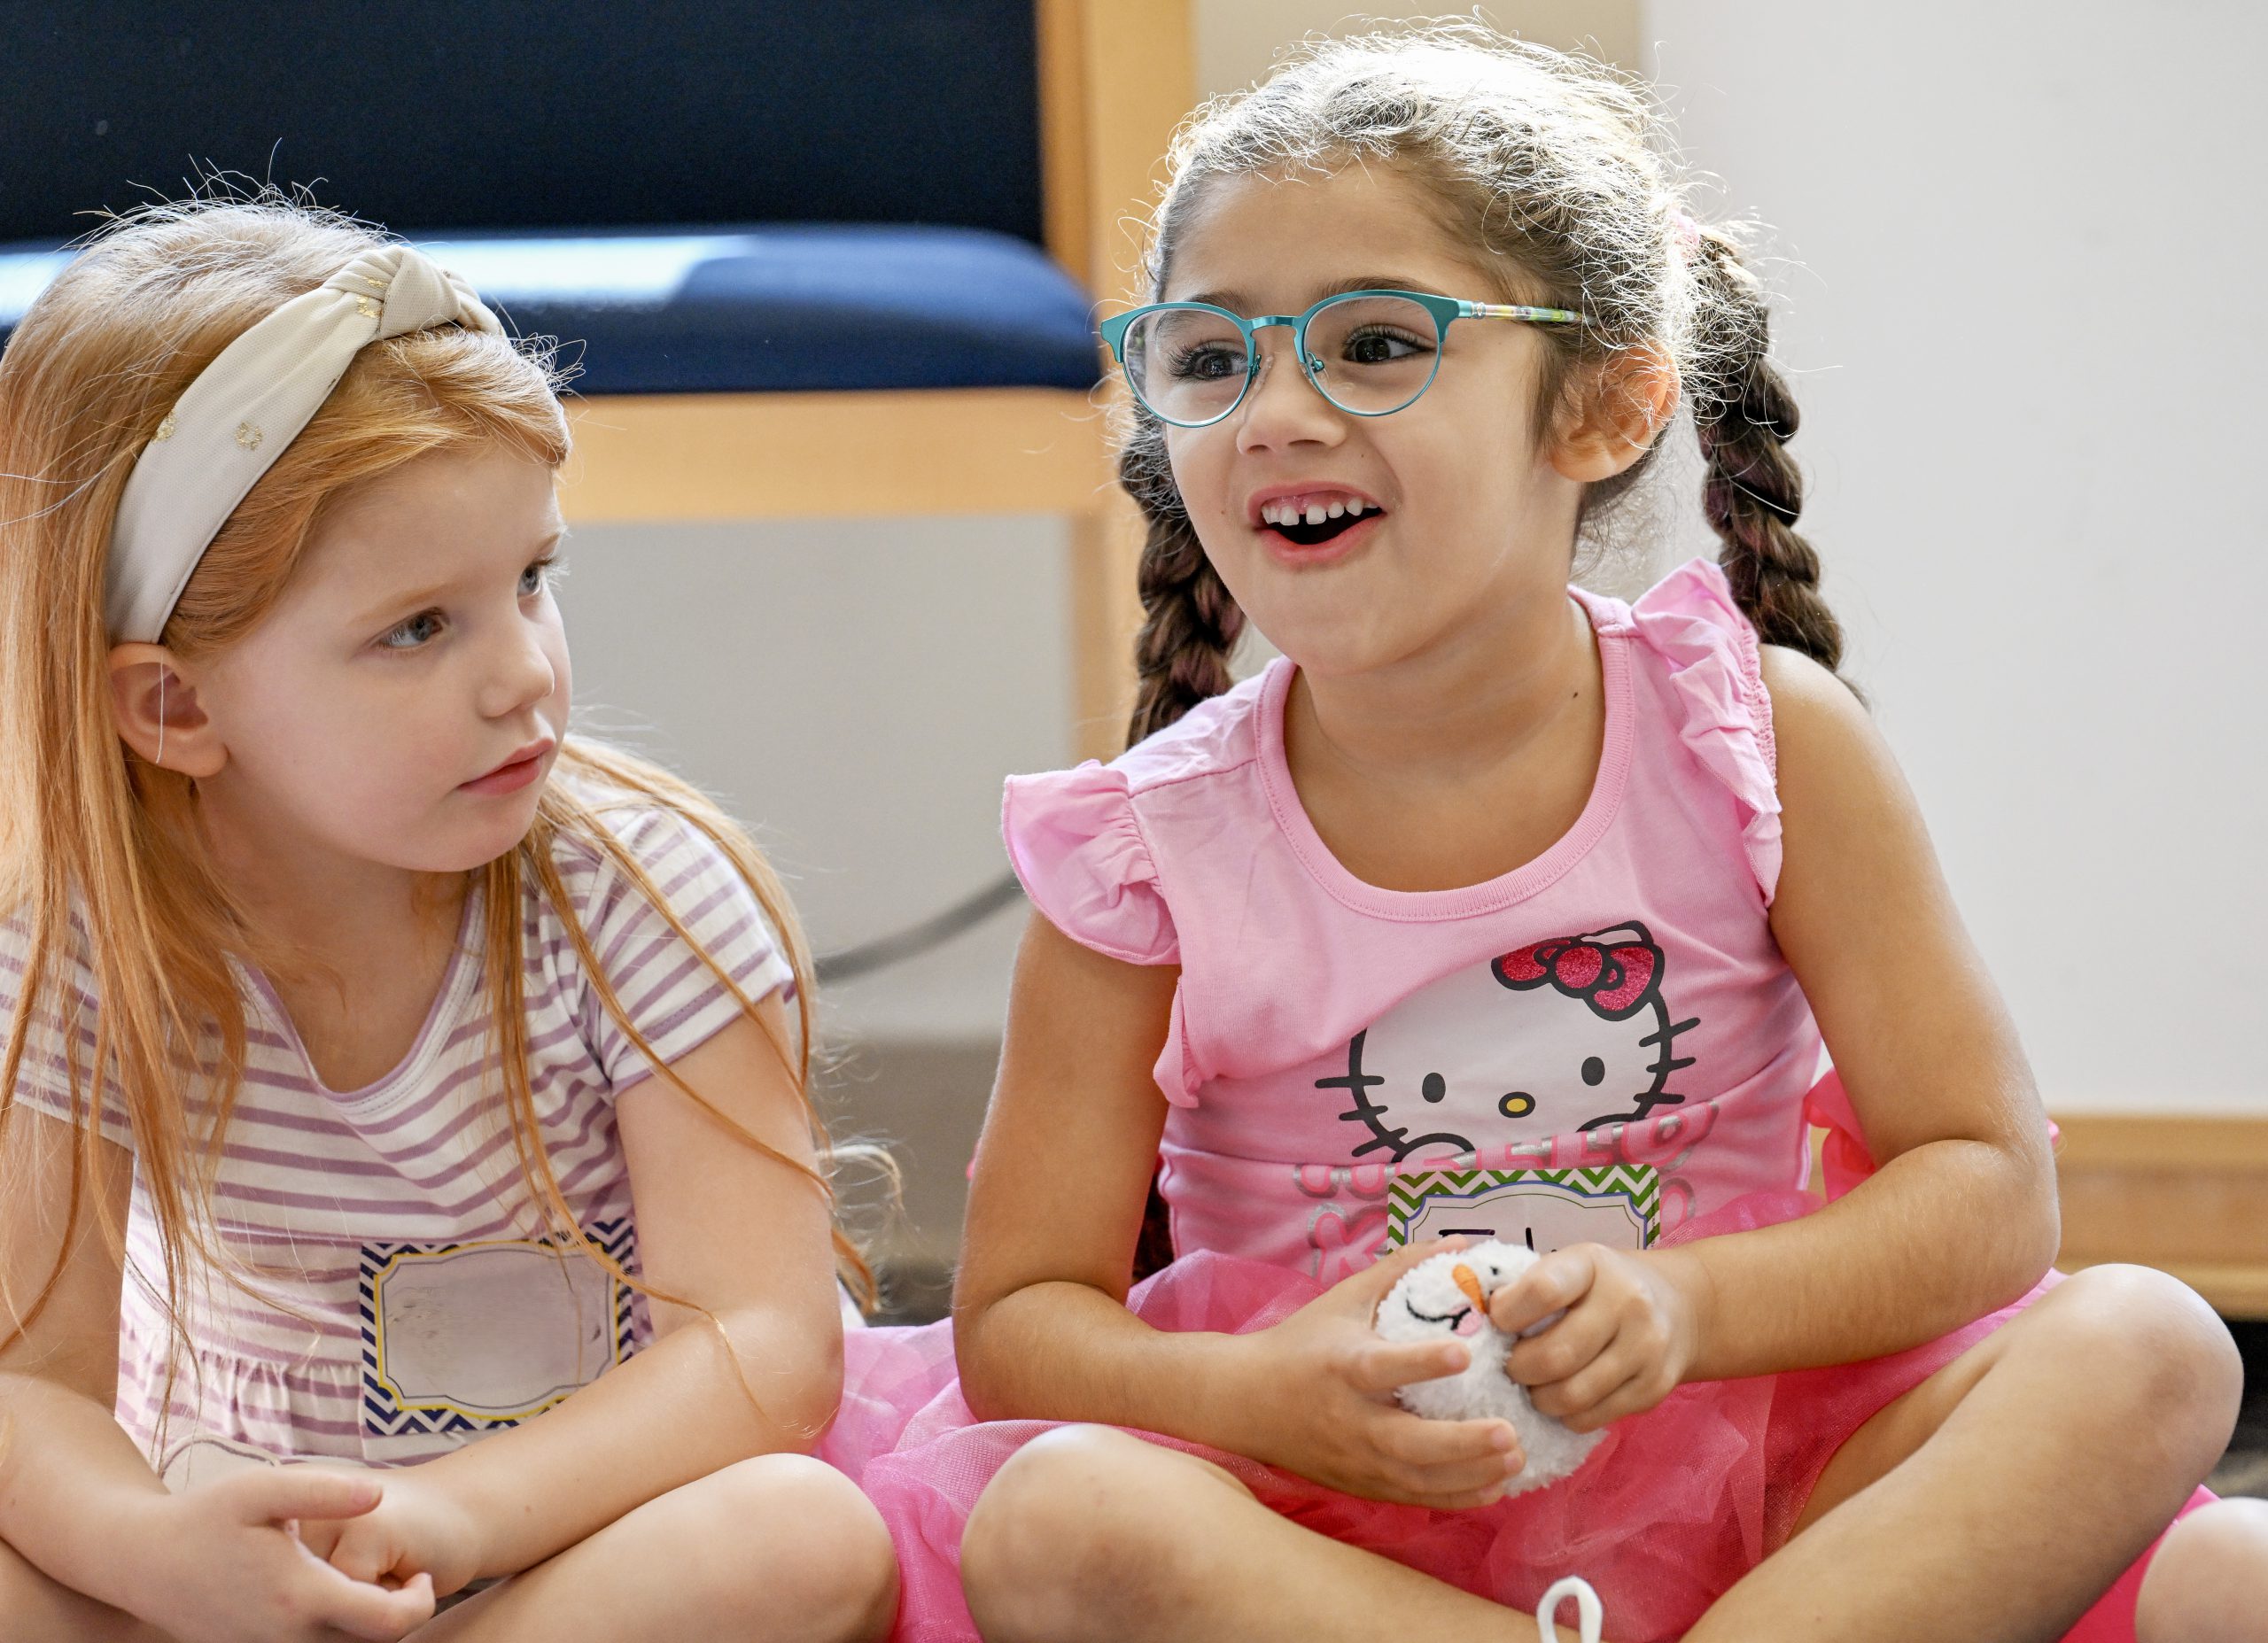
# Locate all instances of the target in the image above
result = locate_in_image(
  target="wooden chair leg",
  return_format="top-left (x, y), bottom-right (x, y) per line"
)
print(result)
top-left (1068, 491), bottom-right (1146, 764)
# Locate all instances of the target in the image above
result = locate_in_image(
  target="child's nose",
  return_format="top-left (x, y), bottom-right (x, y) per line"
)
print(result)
top-left (480, 625), bottom-right (558, 719)
top-left (1233, 336), bottom-right (1343, 454)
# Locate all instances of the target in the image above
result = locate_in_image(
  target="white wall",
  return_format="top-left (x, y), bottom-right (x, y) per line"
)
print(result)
top-left (1645, 1), bottom-right (2266, 1112)
top-left (555, 515), bottom-right (1068, 1048)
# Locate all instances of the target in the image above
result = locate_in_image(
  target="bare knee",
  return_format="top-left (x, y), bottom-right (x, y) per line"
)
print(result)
top-left (2035, 1267), bottom-right (2241, 1476)
top-left (961, 1427), bottom-right (1203, 1643)
top-left (692, 1454), bottom-right (898, 1643)
top-left (2136, 1498), bottom-right (2268, 1643)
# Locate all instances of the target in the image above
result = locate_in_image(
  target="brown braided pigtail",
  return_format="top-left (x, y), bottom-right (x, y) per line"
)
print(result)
top-left (1115, 416), bottom-right (1243, 1281)
top-left (1689, 228), bottom-right (1845, 676)
top-left (1121, 419), bottom-right (1247, 748)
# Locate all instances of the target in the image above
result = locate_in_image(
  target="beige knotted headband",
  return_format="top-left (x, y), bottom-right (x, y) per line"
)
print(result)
top-left (105, 245), bottom-right (501, 643)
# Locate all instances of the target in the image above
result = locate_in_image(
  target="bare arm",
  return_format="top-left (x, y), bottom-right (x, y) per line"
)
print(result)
top-left (400, 996), bottom-right (848, 1581)
top-left (1636, 647), bottom-right (2059, 1383)
top-left (951, 912), bottom-right (1239, 1430)
top-left (0, 1104), bottom-right (433, 1640)
top-left (0, 1104), bottom-right (164, 1612)
top-left (1488, 646), bottom-right (2058, 1429)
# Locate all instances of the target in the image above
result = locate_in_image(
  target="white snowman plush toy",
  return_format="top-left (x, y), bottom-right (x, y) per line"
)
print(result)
top-left (1373, 1239), bottom-right (1605, 1495)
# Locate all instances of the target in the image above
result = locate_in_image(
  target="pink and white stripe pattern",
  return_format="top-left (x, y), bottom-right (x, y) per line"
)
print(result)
top-left (2, 799), bottom-right (790, 1472)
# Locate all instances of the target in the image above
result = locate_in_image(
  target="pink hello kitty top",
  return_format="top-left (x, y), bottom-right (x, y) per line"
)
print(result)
top-left (1003, 559), bottom-right (1826, 1283)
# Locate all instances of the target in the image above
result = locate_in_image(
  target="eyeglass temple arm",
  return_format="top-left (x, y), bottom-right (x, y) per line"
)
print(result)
top-left (1458, 301), bottom-right (1591, 325)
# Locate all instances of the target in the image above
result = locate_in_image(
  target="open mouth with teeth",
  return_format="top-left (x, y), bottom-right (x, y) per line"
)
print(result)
top-left (1258, 493), bottom-right (1383, 547)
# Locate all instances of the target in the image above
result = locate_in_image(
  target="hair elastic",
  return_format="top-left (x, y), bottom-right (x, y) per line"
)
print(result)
top-left (105, 245), bottom-right (500, 645)
top-left (1535, 1576), bottom-right (1604, 1643)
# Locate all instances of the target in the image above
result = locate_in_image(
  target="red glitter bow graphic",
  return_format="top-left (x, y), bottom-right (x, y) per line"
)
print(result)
top-left (1493, 925), bottom-right (1663, 1020)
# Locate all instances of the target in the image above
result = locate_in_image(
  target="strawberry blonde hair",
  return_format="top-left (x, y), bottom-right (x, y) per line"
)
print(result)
top-left (0, 198), bottom-right (873, 1406)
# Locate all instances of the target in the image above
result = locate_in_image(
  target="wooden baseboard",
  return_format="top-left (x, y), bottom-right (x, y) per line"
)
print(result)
top-left (2051, 1113), bottom-right (2268, 1318)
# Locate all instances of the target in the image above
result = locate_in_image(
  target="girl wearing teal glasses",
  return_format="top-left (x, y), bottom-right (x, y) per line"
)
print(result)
top-left (833, 25), bottom-right (2264, 1643)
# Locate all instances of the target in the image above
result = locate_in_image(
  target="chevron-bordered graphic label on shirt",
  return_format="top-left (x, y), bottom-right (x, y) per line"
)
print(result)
top-left (359, 1219), bottom-right (638, 1441)
top-left (1384, 1164), bottom-right (1659, 1253)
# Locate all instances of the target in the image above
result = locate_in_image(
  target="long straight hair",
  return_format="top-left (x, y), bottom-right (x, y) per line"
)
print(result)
top-left (0, 198), bottom-right (871, 1421)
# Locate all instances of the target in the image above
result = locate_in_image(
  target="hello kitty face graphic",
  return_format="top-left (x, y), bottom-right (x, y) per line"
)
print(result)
top-left (1319, 922), bottom-right (1697, 1162)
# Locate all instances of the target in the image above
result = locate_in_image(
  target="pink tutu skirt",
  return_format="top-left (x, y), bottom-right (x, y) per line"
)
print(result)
top-left (826, 1095), bottom-right (2214, 1642)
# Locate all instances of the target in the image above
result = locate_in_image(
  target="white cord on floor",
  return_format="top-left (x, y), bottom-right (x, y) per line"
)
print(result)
top-left (1536, 1575), bottom-right (1604, 1643)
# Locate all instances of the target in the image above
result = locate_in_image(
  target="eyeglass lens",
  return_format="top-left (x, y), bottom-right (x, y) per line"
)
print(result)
top-left (1120, 294), bottom-right (1442, 425)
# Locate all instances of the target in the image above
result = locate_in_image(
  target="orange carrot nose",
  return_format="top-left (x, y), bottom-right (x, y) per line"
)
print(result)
top-left (1451, 1263), bottom-right (1488, 1312)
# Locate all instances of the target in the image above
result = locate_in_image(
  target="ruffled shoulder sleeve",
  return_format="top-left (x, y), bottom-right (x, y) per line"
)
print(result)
top-left (557, 801), bottom-right (795, 1093)
top-left (1001, 762), bottom-right (1178, 965)
top-left (0, 897), bottom-right (134, 1151)
top-left (1629, 558), bottom-right (1784, 901)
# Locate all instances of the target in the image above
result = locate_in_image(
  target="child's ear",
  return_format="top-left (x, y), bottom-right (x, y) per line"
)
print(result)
top-left (1547, 347), bottom-right (1680, 484)
top-left (107, 644), bottom-right (227, 779)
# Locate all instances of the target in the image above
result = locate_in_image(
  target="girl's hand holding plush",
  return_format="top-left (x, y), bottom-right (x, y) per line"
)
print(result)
top-left (1376, 1243), bottom-right (1605, 1493)
top-left (134, 1467), bottom-right (435, 1643)
top-left (1228, 1237), bottom-right (1529, 1510)
top-left (293, 1465), bottom-right (485, 1606)
top-left (1489, 1243), bottom-right (1713, 1434)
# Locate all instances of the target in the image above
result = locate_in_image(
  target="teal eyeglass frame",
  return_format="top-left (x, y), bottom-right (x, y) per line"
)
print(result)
top-left (1097, 288), bottom-right (1591, 428)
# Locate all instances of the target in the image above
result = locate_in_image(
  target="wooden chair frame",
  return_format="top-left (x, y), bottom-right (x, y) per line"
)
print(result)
top-left (558, 0), bottom-right (1188, 763)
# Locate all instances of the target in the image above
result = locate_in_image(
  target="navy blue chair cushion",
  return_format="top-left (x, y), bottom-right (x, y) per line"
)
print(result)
top-left (0, 225), bottom-right (1102, 395)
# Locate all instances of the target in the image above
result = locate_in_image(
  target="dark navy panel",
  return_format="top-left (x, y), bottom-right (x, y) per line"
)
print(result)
top-left (0, 226), bottom-right (1103, 394)
top-left (0, 1), bottom-right (1044, 246)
